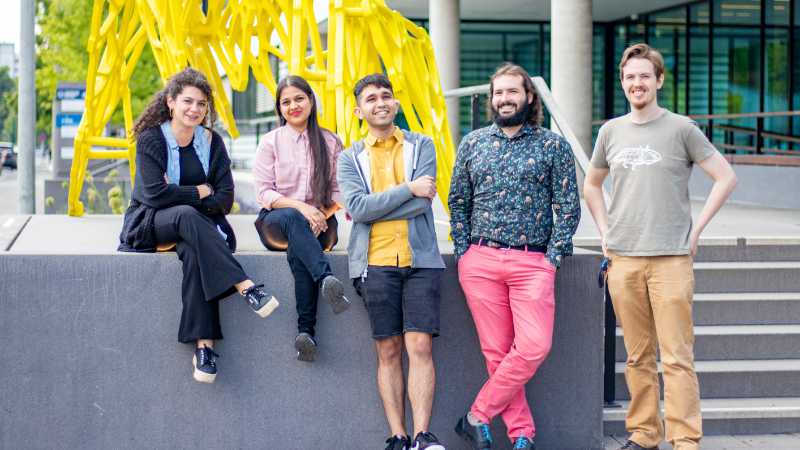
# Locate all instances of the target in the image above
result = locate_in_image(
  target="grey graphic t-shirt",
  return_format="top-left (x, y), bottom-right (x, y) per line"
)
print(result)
top-left (591, 110), bottom-right (717, 256)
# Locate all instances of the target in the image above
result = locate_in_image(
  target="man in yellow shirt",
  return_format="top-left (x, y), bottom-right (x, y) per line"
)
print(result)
top-left (337, 74), bottom-right (446, 450)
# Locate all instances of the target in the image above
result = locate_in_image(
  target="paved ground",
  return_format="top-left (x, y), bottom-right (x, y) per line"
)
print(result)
top-left (605, 434), bottom-right (800, 449)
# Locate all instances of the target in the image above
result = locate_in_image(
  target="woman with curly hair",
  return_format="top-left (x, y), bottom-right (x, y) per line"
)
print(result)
top-left (253, 75), bottom-right (349, 362)
top-left (119, 67), bottom-right (279, 383)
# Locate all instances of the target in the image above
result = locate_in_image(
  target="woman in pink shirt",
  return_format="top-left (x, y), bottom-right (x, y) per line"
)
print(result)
top-left (253, 75), bottom-right (350, 362)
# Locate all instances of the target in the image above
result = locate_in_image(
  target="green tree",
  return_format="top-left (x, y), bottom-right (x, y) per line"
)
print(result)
top-left (36, 0), bottom-right (161, 144)
top-left (0, 66), bottom-right (16, 142)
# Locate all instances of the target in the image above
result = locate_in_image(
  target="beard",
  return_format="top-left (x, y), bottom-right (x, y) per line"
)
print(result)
top-left (491, 99), bottom-right (531, 127)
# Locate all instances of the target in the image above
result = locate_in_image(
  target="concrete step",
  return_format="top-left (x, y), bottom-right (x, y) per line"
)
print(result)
top-left (604, 397), bottom-right (800, 435)
top-left (691, 292), bottom-right (800, 325)
top-left (615, 325), bottom-right (800, 362)
top-left (613, 359), bottom-right (800, 400)
top-left (694, 262), bottom-right (800, 293)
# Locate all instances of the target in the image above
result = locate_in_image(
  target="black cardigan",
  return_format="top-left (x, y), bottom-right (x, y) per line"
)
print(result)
top-left (118, 126), bottom-right (237, 252)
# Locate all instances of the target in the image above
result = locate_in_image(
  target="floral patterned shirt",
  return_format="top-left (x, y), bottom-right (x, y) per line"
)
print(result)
top-left (448, 123), bottom-right (581, 267)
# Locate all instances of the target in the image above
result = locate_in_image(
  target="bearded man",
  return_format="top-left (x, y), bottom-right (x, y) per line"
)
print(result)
top-left (448, 63), bottom-right (581, 450)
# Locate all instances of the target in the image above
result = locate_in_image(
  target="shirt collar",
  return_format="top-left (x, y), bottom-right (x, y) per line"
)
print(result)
top-left (284, 125), bottom-right (308, 143)
top-left (489, 122), bottom-right (537, 139)
top-left (365, 126), bottom-right (403, 147)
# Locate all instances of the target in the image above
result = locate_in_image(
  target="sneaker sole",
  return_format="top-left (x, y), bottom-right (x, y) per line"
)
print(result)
top-left (191, 355), bottom-right (217, 384)
top-left (255, 297), bottom-right (279, 318)
top-left (411, 444), bottom-right (445, 450)
top-left (294, 335), bottom-right (317, 362)
top-left (322, 278), bottom-right (350, 314)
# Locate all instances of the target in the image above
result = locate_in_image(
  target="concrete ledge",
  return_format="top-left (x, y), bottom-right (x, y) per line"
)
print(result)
top-left (0, 252), bottom-right (603, 450)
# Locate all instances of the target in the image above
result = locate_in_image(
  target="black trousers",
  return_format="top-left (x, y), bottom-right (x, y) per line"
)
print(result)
top-left (154, 205), bottom-right (248, 343)
top-left (255, 208), bottom-right (336, 337)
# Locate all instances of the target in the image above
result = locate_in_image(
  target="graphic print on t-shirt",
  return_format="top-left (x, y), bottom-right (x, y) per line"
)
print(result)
top-left (612, 144), bottom-right (662, 170)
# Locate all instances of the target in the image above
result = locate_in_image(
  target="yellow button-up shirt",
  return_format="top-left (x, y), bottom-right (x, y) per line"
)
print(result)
top-left (367, 127), bottom-right (412, 267)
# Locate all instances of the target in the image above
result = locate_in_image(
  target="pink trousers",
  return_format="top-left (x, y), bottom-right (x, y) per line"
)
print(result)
top-left (458, 244), bottom-right (556, 441)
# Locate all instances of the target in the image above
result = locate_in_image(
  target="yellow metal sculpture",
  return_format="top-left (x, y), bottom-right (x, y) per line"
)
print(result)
top-left (68, 0), bottom-right (456, 216)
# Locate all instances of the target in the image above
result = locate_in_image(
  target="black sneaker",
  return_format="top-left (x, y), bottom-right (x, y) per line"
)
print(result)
top-left (411, 431), bottom-right (446, 450)
top-left (320, 275), bottom-right (350, 314)
top-left (619, 441), bottom-right (657, 450)
top-left (192, 346), bottom-right (219, 383)
top-left (455, 413), bottom-right (493, 449)
top-left (294, 332), bottom-right (318, 362)
top-left (513, 435), bottom-right (535, 450)
top-left (242, 284), bottom-right (279, 318)
top-left (384, 434), bottom-right (411, 450)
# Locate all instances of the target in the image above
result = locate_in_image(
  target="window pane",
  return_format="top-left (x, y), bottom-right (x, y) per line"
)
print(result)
top-left (649, 16), bottom-right (687, 114)
top-left (712, 27), bottom-right (761, 151)
top-left (691, 1), bottom-right (711, 24)
top-left (689, 25), bottom-right (710, 117)
top-left (714, 0), bottom-right (761, 25)
top-left (765, 0), bottom-right (790, 25)
top-left (613, 24), bottom-right (628, 115)
top-left (764, 29), bottom-right (790, 152)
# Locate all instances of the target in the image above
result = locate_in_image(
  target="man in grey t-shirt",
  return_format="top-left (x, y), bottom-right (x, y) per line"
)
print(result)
top-left (584, 44), bottom-right (737, 450)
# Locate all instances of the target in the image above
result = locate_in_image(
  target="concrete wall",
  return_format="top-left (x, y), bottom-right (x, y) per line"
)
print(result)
top-left (690, 164), bottom-right (800, 210)
top-left (0, 252), bottom-right (603, 450)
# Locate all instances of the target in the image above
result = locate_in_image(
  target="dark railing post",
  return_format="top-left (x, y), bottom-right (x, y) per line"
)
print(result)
top-left (756, 116), bottom-right (764, 154)
top-left (471, 94), bottom-right (481, 131)
top-left (604, 284), bottom-right (621, 408)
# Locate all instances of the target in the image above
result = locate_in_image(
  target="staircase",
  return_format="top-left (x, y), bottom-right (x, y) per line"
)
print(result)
top-left (603, 241), bottom-right (800, 435)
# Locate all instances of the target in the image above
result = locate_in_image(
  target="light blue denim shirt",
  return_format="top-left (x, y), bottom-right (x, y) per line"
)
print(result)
top-left (160, 122), bottom-right (211, 184)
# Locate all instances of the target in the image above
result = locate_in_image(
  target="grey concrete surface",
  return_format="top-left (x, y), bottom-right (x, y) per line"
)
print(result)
top-left (605, 433), bottom-right (800, 449)
top-left (690, 164), bottom-right (800, 210)
top-left (0, 215), bottom-right (29, 250)
top-left (0, 251), bottom-right (603, 450)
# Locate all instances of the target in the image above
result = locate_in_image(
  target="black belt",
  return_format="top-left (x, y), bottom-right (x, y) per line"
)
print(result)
top-left (470, 237), bottom-right (546, 253)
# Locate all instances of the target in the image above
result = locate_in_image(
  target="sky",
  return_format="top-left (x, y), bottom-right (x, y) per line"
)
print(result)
top-left (0, 1), bottom-right (21, 52)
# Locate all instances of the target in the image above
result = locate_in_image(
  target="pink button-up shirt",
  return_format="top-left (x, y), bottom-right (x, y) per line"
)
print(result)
top-left (253, 125), bottom-right (343, 210)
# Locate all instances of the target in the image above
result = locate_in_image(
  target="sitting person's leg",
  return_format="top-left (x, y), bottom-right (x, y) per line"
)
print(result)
top-left (259, 208), bottom-right (349, 314)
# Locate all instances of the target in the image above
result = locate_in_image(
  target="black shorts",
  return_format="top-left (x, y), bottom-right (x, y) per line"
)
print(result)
top-left (353, 266), bottom-right (443, 339)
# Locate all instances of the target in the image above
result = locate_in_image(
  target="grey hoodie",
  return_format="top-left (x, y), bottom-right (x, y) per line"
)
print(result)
top-left (337, 129), bottom-right (445, 279)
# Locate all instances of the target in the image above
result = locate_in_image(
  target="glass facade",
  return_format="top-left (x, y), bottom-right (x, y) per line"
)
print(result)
top-left (415, 0), bottom-right (799, 153)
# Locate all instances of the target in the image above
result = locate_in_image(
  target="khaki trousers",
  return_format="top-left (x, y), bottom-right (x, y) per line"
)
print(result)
top-left (607, 252), bottom-right (702, 450)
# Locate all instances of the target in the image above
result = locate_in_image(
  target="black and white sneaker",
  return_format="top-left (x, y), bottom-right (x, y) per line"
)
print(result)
top-left (192, 346), bottom-right (219, 383)
top-left (411, 431), bottom-right (446, 450)
top-left (385, 435), bottom-right (411, 450)
top-left (320, 275), bottom-right (350, 314)
top-left (242, 284), bottom-right (279, 318)
top-left (294, 332), bottom-right (318, 362)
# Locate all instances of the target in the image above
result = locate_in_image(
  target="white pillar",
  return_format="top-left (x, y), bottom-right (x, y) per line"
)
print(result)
top-left (550, 0), bottom-right (593, 159)
top-left (17, 0), bottom-right (36, 213)
top-left (429, 0), bottom-right (460, 144)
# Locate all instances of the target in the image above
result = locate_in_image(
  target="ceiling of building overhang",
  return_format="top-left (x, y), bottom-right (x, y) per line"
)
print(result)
top-left (385, 0), bottom-right (692, 22)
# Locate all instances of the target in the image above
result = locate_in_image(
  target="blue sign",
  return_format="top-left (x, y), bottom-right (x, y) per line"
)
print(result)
top-left (56, 86), bottom-right (86, 101)
top-left (56, 113), bottom-right (83, 127)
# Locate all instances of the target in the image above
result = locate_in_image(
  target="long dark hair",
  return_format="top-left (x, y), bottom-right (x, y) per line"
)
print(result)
top-left (276, 75), bottom-right (334, 208)
top-left (132, 67), bottom-right (217, 136)
top-left (487, 63), bottom-right (543, 126)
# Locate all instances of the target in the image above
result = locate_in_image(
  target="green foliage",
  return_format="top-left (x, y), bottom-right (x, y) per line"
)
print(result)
top-left (0, 67), bottom-right (17, 142)
top-left (36, 0), bottom-right (162, 143)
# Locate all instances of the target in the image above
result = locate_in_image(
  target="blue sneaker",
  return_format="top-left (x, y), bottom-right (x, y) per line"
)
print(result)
top-left (514, 435), bottom-right (535, 450)
top-left (455, 413), bottom-right (492, 449)
top-left (192, 346), bottom-right (219, 383)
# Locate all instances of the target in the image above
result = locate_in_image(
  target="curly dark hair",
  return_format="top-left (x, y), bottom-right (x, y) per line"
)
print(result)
top-left (276, 75), bottom-right (336, 208)
top-left (132, 67), bottom-right (217, 136)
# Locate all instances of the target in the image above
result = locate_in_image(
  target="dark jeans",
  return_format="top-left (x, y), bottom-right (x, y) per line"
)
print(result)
top-left (254, 208), bottom-right (337, 336)
top-left (154, 205), bottom-right (248, 343)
